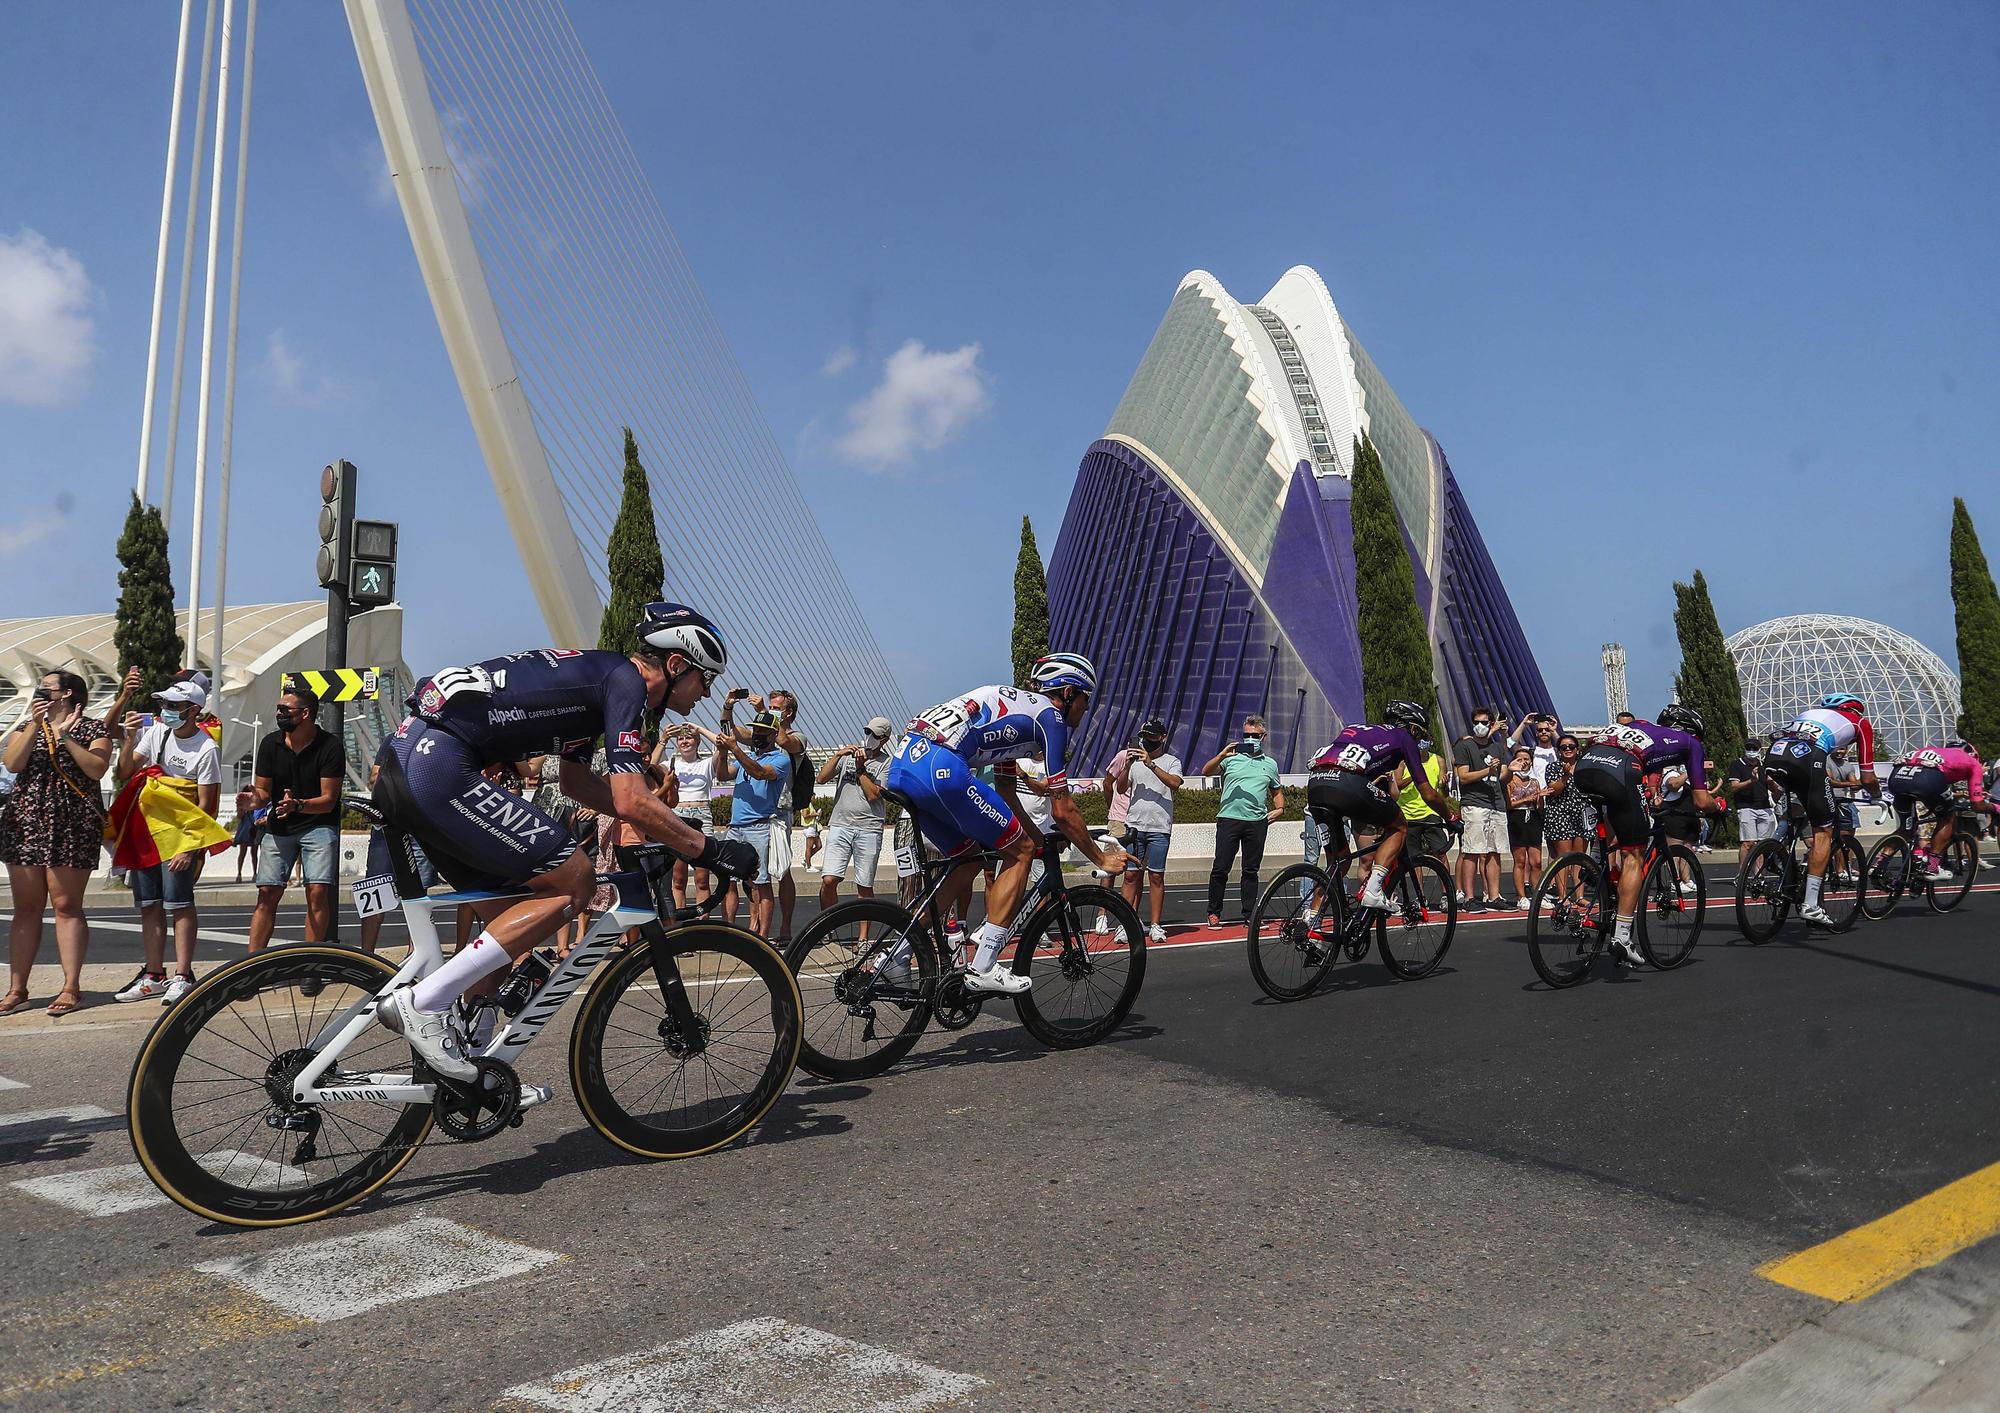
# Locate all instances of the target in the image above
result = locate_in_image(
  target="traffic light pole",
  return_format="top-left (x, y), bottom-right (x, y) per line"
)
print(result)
top-left (326, 585), bottom-right (349, 675)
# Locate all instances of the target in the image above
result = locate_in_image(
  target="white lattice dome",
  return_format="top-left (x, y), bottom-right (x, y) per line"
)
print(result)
top-left (1726, 614), bottom-right (1961, 760)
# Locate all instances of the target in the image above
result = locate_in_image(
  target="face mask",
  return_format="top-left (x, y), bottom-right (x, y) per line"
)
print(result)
top-left (1473, 723), bottom-right (1491, 739)
top-left (1239, 737), bottom-right (1263, 757)
top-left (32, 687), bottom-right (56, 703)
top-left (274, 710), bottom-right (300, 729)
top-left (1418, 738), bottom-right (1434, 752)
top-left (164, 707), bottom-right (192, 729)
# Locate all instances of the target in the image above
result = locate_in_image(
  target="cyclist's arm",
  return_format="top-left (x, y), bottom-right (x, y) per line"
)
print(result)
top-left (607, 769), bottom-right (707, 857)
top-left (1047, 789), bottom-right (1120, 869)
top-left (557, 759), bottom-right (614, 813)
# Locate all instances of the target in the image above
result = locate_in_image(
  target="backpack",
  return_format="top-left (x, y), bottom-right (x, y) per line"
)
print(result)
top-left (788, 750), bottom-right (814, 814)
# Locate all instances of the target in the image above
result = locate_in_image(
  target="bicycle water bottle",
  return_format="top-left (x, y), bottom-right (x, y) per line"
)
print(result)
top-left (495, 948), bottom-right (558, 1016)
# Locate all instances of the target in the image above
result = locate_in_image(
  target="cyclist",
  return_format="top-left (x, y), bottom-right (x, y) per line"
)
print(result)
top-left (1571, 704), bottom-right (1719, 964)
top-left (1305, 700), bottom-right (1458, 911)
top-left (1887, 740), bottom-right (1994, 876)
top-left (371, 603), bottom-right (759, 1083)
top-left (1761, 692), bottom-right (1878, 925)
top-left (885, 653), bottom-right (1127, 995)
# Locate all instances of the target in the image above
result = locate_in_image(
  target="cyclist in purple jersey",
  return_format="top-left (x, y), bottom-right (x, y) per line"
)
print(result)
top-left (1306, 702), bottom-right (1457, 910)
top-left (372, 603), bottom-right (759, 1083)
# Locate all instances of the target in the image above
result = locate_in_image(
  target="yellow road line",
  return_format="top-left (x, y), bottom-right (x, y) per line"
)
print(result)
top-left (1757, 1158), bottom-right (2000, 1302)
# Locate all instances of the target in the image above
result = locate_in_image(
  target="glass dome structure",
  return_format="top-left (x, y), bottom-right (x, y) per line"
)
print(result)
top-left (1726, 614), bottom-right (1962, 760)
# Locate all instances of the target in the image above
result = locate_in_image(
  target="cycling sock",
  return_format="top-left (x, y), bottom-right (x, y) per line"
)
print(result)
top-left (1365, 865), bottom-right (1388, 896)
top-left (1613, 914), bottom-right (1635, 943)
top-left (1804, 873), bottom-right (1824, 908)
top-left (411, 933), bottom-right (514, 1013)
top-left (970, 921), bottom-right (1011, 971)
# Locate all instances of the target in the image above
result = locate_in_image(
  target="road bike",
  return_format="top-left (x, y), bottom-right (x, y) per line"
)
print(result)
top-left (1244, 829), bottom-right (1456, 1001)
top-left (1734, 813), bottom-right (1864, 941)
top-left (1859, 803), bottom-right (1980, 919)
top-left (784, 806), bottom-right (1144, 1081)
top-left (128, 802), bottom-right (801, 1227)
top-left (1526, 815), bottom-right (1705, 987)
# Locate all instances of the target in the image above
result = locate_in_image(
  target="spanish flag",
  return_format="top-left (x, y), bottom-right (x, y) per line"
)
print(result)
top-left (104, 766), bottom-right (234, 870)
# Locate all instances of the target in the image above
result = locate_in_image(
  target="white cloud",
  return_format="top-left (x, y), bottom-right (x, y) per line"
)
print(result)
top-left (0, 508), bottom-right (69, 559)
top-left (835, 340), bottom-right (991, 471)
top-left (819, 344), bottom-right (858, 377)
top-left (264, 329), bottom-right (348, 407)
top-left (0, 229), bottom-right (99, 407)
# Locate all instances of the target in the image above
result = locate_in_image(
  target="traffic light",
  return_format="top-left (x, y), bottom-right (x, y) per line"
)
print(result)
top-left (349, 519), bottom-right (398, 607)
top-left (316, 459), bottom-right (357, 589)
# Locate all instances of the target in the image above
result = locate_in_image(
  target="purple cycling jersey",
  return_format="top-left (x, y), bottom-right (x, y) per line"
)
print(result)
top-left (1600, 720), bottom-right (1706, 789)
top-left (1310, 724), bottom-right (1423, 782)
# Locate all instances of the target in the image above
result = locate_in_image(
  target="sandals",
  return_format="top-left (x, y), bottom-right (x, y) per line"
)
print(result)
top-left (0, 990), bottom-right (29, 1017)
top-left (44, 989), bottom-right (81, 1018)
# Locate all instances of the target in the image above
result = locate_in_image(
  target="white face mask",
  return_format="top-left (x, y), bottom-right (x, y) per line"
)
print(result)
top-left (1472, 723), bottom-right (1492, 739)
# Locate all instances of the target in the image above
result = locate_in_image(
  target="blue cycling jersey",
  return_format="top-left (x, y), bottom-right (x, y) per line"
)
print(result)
top-left (907, 685), bottom-right (1072, 786)
top-left (409, 648), bottom-right (650, 775)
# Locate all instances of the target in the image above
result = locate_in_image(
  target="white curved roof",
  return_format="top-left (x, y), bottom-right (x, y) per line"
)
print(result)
top-left (1727, 613), bottom-right (1962, 759)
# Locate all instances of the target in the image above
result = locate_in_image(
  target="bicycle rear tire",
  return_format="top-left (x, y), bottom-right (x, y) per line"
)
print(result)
top-left (1927, 836), bottom-right (1978, 914)
top-left (1637, 843), bottom-right (1704, 969)
top-left (128, 947), bottom-right (433, 1228)
top-left (572, 923), bottom-right (800, 1159)
top-left (784, 899), bottom-right (938, 1082)
top-left (1528, 853), bottom-right (1607, 988)
top-left (1375, 854), bottom-right (1456, 980)
top-left (1013, 885), bottom-right (1145, 1049)
top-left (1736, 840), bottom-right (1792, 943)
top-left (1860, 835), bottom-right (1910, 920)
top-left (1247, 863), bottom-right (1343, 1000)
top-left (1819, 838), bottom-right (1865, 933)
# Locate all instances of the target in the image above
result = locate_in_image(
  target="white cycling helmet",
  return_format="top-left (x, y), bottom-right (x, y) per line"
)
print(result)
top-left (635, 601), bottom-right (727, 678)
top-left (1028, 652), bottom-right (1097, 695)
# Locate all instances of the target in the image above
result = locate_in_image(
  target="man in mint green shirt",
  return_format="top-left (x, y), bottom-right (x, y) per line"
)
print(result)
top-left (1200, 715), bottom-right (1286, 926)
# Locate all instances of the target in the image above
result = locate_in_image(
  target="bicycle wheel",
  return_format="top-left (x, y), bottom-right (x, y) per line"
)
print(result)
top-left (1247, 863), bottom-right (1342, 1000)
top-left (572, 923), bottom-right (800, 1159)
top-left (783, 899), bottom-right (937, 1081)
top-left (1528, 852), bottom-right (1607, 988)
top-left (1819, 838), bottom-right (1865, 932)
top-left (1013, 885), bottom-right (1145, 1049)
top-left (1375, 854), bottom-right (1457, 980)
top-left (128, 947), bottom-right (433, 1228)
top-left (1638, 844), bottom-right (1705, 969)
top-left (1736, 840), bottom-right (1793, 943)
top-left (1860, 835), bottom-right (1910, 920)
top-left (1927, 835), bottom-right (1979, 915)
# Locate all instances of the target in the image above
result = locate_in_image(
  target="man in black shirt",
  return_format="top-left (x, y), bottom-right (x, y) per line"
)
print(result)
top-left (248, 686), bottom-right (347, 953)
top-left (1723, 736), bottom-right (1775, 867)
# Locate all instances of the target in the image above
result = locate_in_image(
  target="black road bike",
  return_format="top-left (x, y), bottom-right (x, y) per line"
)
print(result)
top-left (1526, 816), bottom-right (1705, 987)
top-left (784, 810), bottom-right (1145, 1081)
top-left (1860, 803), bottom-right (1981, 919)
top-left (1244, 832), bottom-right (1456, 1000)
top-left (1735, 815), bottom-right (1864, 941)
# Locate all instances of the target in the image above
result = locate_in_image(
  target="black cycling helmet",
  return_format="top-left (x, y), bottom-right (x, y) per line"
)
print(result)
top-left (635, 602), bottom-right (727, 678)
top-left (1657, 702), bottom-right (1705, 737)
top-left (1383, 699), bottom-right (1429, 733)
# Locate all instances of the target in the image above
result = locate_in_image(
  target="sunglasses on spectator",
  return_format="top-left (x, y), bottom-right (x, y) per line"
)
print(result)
top-left (1244, 731), bottom-right (1266, 739)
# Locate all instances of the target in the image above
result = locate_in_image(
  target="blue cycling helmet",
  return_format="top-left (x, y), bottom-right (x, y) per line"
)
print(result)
top-left (1028, 652), bottom-right (1097, 694)
top-left (1818, 692), bottom-right (1864, 714)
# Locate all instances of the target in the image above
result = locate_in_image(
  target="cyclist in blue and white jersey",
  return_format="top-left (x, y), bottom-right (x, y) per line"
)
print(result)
top-left (371, 603), bottom-right (759, 1082)
top-left (1763, 692), bottom-right (1879, 925)
top-left (886, 654), bottom-right (1127, 994)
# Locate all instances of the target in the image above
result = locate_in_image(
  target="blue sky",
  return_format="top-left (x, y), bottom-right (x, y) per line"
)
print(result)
top-left (2, 1), bottom-right (1995, 728)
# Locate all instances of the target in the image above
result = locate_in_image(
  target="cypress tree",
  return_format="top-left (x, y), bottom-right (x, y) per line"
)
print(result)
top-left (1350, 433), bottom-right (1438, 733)
top-left (113, 493), bottom-right (183, 694)
top-left (1950, 498), bottom-right (2000, 754)
top-left (597, 428), bottom-right (666, 654)
top-left (1671, 568), bottom-right (1748, 776)
top-left (1011, 515), bottom-right (1049, 684)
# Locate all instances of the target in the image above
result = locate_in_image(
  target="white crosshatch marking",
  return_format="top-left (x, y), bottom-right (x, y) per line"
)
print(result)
top-left (0, 1075), bottom-right (26, 1091)
top-left (504, 1316), bottom-right (985, 1412)
top-left (11, 1153), bottom-right (313, 1216)
top-left (196, 1216), bottom-right (562, 1322)
top-left (0, 1104), bottom-right (116, 1147)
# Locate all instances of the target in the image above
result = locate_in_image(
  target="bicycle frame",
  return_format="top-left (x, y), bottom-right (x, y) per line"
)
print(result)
top-left (894, 823), bottom-right (1075, 963)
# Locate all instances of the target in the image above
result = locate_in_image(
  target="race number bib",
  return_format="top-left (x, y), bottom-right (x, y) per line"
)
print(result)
top-left (349, 873), bottom-right (397, 919)
top-left (913, 700), bottom-right (970, 743)
top-left (1609, 725), bottom-right (1655, 754)
top-left (1336, 743), bottom-right (1374, 771)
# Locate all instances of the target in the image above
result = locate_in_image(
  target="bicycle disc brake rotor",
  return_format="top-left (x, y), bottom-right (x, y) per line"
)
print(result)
top-left (657, 1011), bottom-right (711, 1059)
top-left (433, 1057), bottom-right (520, 1141)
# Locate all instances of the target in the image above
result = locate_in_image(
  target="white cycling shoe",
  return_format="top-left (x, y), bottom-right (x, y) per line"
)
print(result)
top-left (1357, 886), bottom-right (1393, 912)
top-left (1799, 903), bottom-right (1835, 927)
top-left (963, 962), bottom-right (1031, 995)
top-left (379, 987), bottom-right (478, 1083)
top-left (1610, 935), bottom-right (1646, 967)
top-left (517, 1083), bottom-right (554, 1111)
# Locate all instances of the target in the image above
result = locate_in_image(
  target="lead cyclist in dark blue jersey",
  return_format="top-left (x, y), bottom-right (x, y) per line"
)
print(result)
top-left (372, 602), bottom-right (759, 1081)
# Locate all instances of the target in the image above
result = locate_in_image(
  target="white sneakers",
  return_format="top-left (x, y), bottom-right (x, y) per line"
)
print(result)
top-left (963, 962), bottom-right (1031, 995)
top-left (115, 970), bottom-right (169, 1003)
top-left (161, 973), bottom-right (195, 1005)
top-left (1675, 879), bottom-right (1699, 896)
top-left (1093, 914), bottom-right (1111, 937)
top-left (1146, 924), bottom-right (1167, 944)
top-left (379, 986), bottom-right (478, 1082)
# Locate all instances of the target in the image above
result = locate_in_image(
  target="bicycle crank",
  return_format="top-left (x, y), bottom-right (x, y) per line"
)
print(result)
top-left (432, 1057), bottom-right (521, 1141)
top-left (932, 973), bottom-right (983, 1030)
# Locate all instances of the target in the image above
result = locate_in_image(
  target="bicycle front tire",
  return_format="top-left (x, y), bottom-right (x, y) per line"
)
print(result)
top-left (1736, 840), bottom-right (1792, 943)
top-left (1375, 854), bottom-right (1456, 980)
top-left (1247, 863), bottom-right (1342, 1000)
top-left (1637, 843), bottom-right (1704, 969)
top-left (1013, 885), bottom-right (1145, 1049)
top-left (1819, 837), bottom-right (1866, 933)
top-left (572, 923), bottom-right (800, 1159)
top-left (1860, 835), bottom-right (1910, 920)
top-left (1528, 852), bottom-right (1606, 988)
top-left (1928, 836), bottom-right (1979, 914)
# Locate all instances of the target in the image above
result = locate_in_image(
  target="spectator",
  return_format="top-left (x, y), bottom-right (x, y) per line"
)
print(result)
top-left (528, 749), bottom-right (600, 953)
top-left (1114, 717), bottom-right (1181, 943)
top-left (1201, 715), bottom-right (1284, 927)
top-left (231, 787), bottom-right (261, 881)
top-left (111, 674), bottom-right (226, 1003)
top-left (1501, 743), bottom-right (1546, 909)
top-left (816, 716), bottom-right (892, 912)
top-left (1102, 735), bottom-right (1138, 842)
top-left (1393, 730), bottom-right (1454, 865)
top-left (246, 686), bottom-right (345, 954)
top-left (1, 668), bottom-right (125, 1016)
top-left (1515, 712), bottom-right (1563, 784)
top-left (1452, 705), bottom-right (1509, 912)
top-left (667, 725), bottom-right (719, 908)
top-left (358, 762), bottom-right (439, 955)
top-left (1721, 738), bottom-right (1775, 866)
top-left (1655, 756), bottom-right (1701, 851)
top-left (1615, 710), bottom-right (1637, 727)
top-left (1829, 747), bottom-right (1865, 833)
top-left (757, 689), bottom-right (809, 943)
top-left (1541, 733), bottom-right (1593, 886)
top-left (714, 701), bottom-right (787, 934)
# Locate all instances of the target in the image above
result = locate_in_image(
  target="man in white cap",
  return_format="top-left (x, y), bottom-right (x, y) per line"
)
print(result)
top-left (815, 716), bottom-right (895, 911)
top-left (113, 677), bottom-right (222, 1005)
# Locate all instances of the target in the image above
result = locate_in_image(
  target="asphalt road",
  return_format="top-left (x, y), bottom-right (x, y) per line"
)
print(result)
top-left (0, 877), bottom-right (1994, 1410)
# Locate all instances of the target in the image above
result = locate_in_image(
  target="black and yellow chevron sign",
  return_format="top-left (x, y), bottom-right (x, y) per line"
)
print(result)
top-left (280, 667), bottom-right (381, 702)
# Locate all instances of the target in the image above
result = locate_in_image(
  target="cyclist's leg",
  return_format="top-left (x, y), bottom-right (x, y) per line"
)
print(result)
top-left (1575, 746), bottom-right (1647, 956)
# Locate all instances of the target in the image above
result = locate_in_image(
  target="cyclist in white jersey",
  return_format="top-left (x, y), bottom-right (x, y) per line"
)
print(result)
top-left (886, 654), bottom-right (1127, 993)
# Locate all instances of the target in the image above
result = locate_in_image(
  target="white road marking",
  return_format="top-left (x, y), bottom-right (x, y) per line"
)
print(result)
top-left (0, 1074), bottom-right (25, 1090)
top-left (0, 1104), bottom-right (117, 1148)
top-left (196, 1216), bottom-right (562, 1322)
top-left (504, 1316), bottom-right (984, 1412)
top-left (10, 1152), bottom-right (312, 1216)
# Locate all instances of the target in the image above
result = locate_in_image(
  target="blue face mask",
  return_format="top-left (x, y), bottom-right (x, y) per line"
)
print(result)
top-left (1239, 737), bottom-right (1264, 757)
top-left (163, 706), bottom-right (193, 729)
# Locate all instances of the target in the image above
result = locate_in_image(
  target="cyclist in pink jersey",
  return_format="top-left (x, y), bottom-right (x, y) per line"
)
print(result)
top-left (1886, 741), bottom-right (1995, 876)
